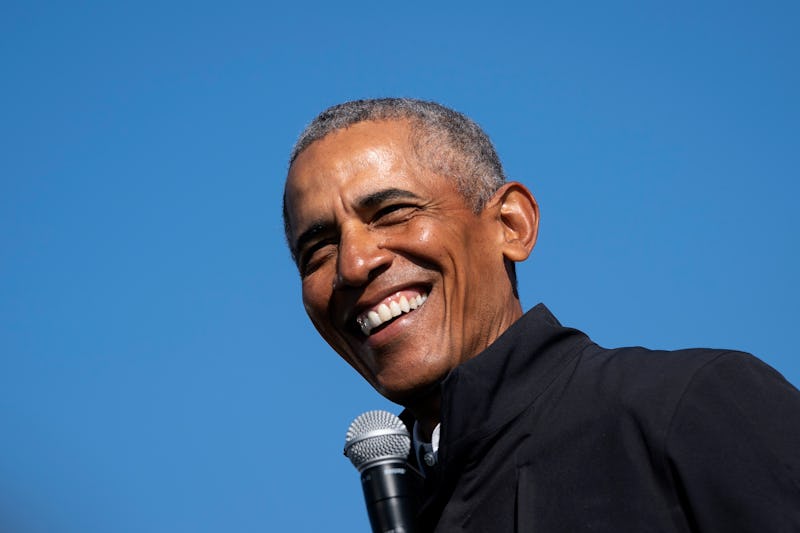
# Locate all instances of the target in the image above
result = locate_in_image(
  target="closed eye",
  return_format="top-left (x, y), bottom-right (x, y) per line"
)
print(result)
top-left (372, 203), bottom-right (418, 225)
top-left (299, 237), bottom-right (338, 276)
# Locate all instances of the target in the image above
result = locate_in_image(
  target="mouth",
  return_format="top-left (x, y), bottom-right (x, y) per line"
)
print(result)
top-left (355, 289), bottom-right (429, 337)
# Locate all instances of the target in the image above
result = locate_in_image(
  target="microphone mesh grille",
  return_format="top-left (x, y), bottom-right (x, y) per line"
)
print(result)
top-left (344, 410), bottom-right (410, 471)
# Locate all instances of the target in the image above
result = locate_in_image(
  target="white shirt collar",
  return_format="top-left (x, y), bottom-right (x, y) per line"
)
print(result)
top-left (412, 422), bottom-right (441, 471)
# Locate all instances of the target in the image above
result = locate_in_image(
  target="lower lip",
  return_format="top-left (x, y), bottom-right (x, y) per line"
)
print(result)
top-left (363, 305), bottom-right (422, 346)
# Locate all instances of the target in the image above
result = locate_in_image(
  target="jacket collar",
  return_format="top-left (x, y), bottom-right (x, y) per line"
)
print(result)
top-left (438, 303), bottom-right (590, 466)
top-left (403, 304), bottom-right (591, 528)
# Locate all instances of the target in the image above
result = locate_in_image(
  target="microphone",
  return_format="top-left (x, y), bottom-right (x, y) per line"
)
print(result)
top-left (344, 410), bottom-right (418, 533)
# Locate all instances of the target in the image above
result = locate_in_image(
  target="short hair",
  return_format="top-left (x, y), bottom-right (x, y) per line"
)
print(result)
top-left (283, 98), bottom-right (519, 294)
top-left (288, 98), bottom-right (506, 212)
top-left (284, 98), bottom-right (507, 262)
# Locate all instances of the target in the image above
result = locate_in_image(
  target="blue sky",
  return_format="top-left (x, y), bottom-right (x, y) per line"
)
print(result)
top-left (1, 2), bottom-right (798, 531)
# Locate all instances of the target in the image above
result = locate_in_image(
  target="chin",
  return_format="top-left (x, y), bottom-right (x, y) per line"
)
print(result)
top-left (374, 371), bottom-right (445, 407)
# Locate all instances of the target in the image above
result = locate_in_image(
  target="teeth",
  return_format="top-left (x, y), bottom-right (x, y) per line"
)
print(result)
top-left (367, 311), bottom-right (381, 328)
top-left (357, 291), bottom-right (429, 336)
top-left (377, 304), bottom-right (392, 322)
top-left (399, 296), bottom-right (410, 313)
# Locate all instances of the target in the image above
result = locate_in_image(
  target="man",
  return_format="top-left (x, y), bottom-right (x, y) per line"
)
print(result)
top-left (283, 98), bottom-right (800, 531)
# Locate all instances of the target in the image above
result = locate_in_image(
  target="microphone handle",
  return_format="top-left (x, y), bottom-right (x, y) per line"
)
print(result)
top-left (360, 461), bottom-right (418, 533)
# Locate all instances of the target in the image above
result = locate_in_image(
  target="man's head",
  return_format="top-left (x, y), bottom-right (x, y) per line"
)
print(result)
top-left (283, 98), bottom-right (538, 406)
top-left (285, 99), bottom-right (506, 258)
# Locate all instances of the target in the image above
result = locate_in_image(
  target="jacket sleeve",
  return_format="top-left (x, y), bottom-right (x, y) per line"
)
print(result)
top-left (666, 351), bottom-right (800, 532)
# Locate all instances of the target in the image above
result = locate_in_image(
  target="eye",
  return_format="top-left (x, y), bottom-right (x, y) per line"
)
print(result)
top-left (372, 203), bottom-right (417, 225)
top-left (299, 238), bottom-right (337, 277)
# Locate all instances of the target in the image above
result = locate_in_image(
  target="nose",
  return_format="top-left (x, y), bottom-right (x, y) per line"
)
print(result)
top-left (334, 223), bottom-right (392, 289)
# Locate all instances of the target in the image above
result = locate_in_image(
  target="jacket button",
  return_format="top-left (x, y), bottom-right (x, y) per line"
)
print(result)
top-left (424, 452), bottom-right (436, 467)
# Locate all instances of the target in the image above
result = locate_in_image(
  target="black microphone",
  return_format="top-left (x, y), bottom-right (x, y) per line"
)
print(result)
top-left (344, 410), bottom-right (418, 533)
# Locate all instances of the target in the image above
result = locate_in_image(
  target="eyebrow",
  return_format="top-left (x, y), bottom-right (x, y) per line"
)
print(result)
top-left (292, 188), bottom-right (423, 259)
top-left (355, 188), bottom-right (422, 208)
top-left (293, 221), bottom-right (331, 261)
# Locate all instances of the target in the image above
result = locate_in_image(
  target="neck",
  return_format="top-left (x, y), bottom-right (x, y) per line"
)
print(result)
top-left (406, 390), bottom-right (441, 442)
top-left (405, 298), bottom-right (525, 441)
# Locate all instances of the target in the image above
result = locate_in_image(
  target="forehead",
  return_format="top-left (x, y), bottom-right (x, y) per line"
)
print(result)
top-left (288, 119), bottom-right (417, 189)
top-left (284, 120), bottom-right (452, 233)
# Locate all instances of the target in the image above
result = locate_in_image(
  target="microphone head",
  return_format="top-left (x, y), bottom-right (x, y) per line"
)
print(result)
top-left (344, 410), bottom-right (411, 472)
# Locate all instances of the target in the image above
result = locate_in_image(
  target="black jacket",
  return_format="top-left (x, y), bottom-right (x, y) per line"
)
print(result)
top-left (406, 304), bottom-right (800, 532)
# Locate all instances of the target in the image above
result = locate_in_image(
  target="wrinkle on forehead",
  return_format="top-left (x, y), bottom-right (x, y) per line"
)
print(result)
top-left (288, 140), bottom-right (418, 208)
top-left (289, 119), bottom-right (420, 179)
top-left (283, 120), bottom-right (431, 248)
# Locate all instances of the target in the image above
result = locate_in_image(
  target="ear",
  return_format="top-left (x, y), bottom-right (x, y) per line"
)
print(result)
top-left (488, 182), bottom-right (539, 262)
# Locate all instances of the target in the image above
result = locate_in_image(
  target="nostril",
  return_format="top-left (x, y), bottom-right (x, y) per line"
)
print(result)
top-left (335, 234), bottom-right (393, 288)
top-left (333, 258), bottom-right (391, 290)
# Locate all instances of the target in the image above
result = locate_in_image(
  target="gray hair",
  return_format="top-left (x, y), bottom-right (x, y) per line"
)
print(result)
top-left (283, 98), bottom-right (519, 293)
top-left (288, 98), bottom-right (506, 212)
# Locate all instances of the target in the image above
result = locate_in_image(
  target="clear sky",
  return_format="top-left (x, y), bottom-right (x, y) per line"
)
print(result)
top-left (1, 2), bottom-right (798, 531)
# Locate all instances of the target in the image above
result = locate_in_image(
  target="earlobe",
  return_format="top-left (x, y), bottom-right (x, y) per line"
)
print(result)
top-left (493, 182), bottom-right (539, 262)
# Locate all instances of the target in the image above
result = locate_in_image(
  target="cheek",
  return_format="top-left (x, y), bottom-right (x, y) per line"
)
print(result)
top-left (302, 282), bottom-right (346, 353)
top-left (415, 223), bottom-right (432, 245)
top-left (401, 220), bottom-right (460, 260)
top-left (301, 276), bottom-right (332, 321)
top-left (410, 222), bottom-right (473, 266)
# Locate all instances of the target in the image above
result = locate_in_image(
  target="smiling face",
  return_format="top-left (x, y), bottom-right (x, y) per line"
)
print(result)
top-left (284, 119), bottom-right (530, 404)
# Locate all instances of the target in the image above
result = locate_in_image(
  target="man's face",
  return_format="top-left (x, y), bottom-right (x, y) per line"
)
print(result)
top-left (284, 120), bottom-right (521, 403)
